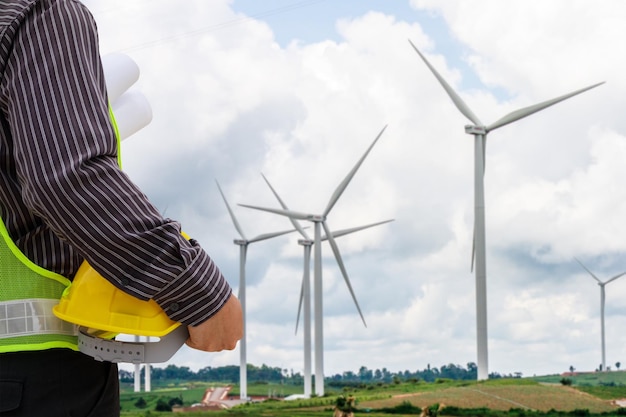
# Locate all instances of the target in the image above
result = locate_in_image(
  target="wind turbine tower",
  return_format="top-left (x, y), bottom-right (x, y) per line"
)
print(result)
top-left (298, 237), bottom-right (314, 396)
top-left (241, 126), bottom-right (387, 396)
top-left (409, 39), bottom-right (604, 380)
top-left (216, 181), bottom-right (295, 400)
top-left (575, 258), bottom-right (626, 372)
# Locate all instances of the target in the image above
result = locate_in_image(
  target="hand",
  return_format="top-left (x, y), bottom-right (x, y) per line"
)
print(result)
top-left (185, 293), bottom-right (243, 352)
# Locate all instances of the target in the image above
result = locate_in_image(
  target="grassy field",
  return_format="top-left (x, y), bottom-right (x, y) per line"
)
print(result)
top-left (532, 370), bottom-right (626, 387)
top-left (119, 375), bottom-right (626, 416)
top-left (531, 371), bottom-right (626, 401)
top-left (119, 380), bottom-right (319, 414)
top-left (358, 382), bottom-right (619, 413)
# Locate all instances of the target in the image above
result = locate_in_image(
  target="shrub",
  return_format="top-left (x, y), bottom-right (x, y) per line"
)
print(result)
top-left (439, 407), bottom-right (491, 416)
top-left (154, 399), bottom-right (171, 412)
top-left (560, 377), bottom-right (573, 386)
top-left (134, 397), bottom-right (147, 409)
top-left (168, 396), bottom-right (183, 407)
top-left (508, 407), bottom-right (526, 417)
top-left (427, 403), bottom-right (441, 416)
top-left (439, 405), bottom-right (461, 415)
top-left (378, 400), bottom-right (422, 414)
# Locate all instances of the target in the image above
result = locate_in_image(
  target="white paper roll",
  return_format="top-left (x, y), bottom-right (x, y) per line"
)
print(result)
top-left (102, 53), bottom-right (140, 103)
top-left (111, 91), bottom-right (153, 141)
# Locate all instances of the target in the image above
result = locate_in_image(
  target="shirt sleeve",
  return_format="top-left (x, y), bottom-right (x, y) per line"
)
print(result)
top-left (2, 0), bottom-right (231, 326)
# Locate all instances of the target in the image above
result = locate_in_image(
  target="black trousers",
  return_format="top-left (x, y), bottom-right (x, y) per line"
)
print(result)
top-left (0, 349), bottom-right (119, 417)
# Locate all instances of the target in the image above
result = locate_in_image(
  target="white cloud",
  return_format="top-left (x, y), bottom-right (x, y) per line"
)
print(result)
top-left (89, 0), bottom-right (626, 379)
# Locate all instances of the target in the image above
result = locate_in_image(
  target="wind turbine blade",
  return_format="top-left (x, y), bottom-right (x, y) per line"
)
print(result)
top-left (486, 82), bottom-right (605, 132)
top-left (239, 204), bottom-right (313, 221)
top-left (605, 271), bottom-right (626, 285)
top-left (322, 222), bottom-right (367, 327)
top-left (249, 228), bottom-right (297, 244)
top-left (574, 257), bottom-right (602, 283)
top-left (295, 278), bottom-right (304, 335)
top-left (408, 39), bottom-right (483, 126)
top-left (470, 228), bottom-right (476, 273)
top-left (216, 180), bottom-right (247, 240)
top-left (324, 125), bottom-right (387, 217)
top-left (321, 219), bottom-right (394, 241)
top-left (261, 173), bottom-right (311, 240)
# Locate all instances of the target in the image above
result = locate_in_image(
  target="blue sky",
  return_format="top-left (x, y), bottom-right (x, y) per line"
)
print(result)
top-left (84, 0), bottom-right (626, 383)
top-left (232, 0), bottom-right (511, 108)
top-left (232, 1), bottom-right (425, 46)
top-left (234, 0), bottom-right (486, 92)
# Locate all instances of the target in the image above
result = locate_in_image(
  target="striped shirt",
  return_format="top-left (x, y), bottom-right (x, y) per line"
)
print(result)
top-left (0, 0), bottom-right (231, 326)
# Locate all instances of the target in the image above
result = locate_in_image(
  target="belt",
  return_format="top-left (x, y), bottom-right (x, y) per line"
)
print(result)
top-left (77, 325), bottom-right (189, 363)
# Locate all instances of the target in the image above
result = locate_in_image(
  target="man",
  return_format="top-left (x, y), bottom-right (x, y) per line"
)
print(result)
top-left (0, 0), bottom-right (243, 415)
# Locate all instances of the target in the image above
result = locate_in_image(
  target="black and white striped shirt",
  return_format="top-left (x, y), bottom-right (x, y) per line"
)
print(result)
top-left (0, 0), bottom-right (231, 326)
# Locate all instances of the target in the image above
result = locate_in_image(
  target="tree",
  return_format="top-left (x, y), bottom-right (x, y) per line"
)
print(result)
top-left (569, 365), bottom-right (575, 373)
top-left (358, 366), bottom-right (372, 381)
top-left (118, 369), bottom-right (133, 383)
top-left (616, 362), bottom-right (621, 371)
top-left (134, 397), bottom-right (147, 409)
top-left (334, 395), bottom-right (356, 417)
top-left (381, 367), bottom-right (392, 382)
top-left (342, 371), bottom-right (356, 381)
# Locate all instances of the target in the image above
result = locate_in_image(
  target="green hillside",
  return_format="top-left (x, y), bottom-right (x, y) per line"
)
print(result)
top-left (531, 370), bottom-right (626, 387)
top-left (119, 377), bottom-right (626, 416)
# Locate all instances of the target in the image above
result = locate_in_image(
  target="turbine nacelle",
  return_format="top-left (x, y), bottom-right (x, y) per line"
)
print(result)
top-left (465, 125), bottom-right (486, 135)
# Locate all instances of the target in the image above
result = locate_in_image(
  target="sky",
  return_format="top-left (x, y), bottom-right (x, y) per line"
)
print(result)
top-left (81, 0), bottom-right (626, 379)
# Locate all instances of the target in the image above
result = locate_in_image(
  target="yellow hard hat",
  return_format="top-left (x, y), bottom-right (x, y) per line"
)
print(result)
top-left (53, 261), bottom-right (180, 338)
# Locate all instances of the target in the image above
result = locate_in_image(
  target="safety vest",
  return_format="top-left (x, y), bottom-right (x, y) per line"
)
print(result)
top-left (0, 108), bottom-right (122, 353)
top-left (0, 219), bottom-right (79, 352)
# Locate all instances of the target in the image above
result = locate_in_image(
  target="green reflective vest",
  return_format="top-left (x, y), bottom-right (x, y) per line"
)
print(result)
top-left (0, 219), bottom-right (78, 352)
top-left (0, 107), bottom-right (121, 352)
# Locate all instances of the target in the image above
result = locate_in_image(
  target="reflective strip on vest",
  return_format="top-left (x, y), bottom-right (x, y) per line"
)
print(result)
top-left (0, 299), bottom-right (77, 339)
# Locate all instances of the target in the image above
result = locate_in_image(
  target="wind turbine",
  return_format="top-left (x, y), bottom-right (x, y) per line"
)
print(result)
top-left (409, 39), bottom-right (604, 380)
top-left (240, 125), bottom-right (387, 396)
top-left (574, 258), bottom-right (626, 372)
top-left (261, 173), bottom-right (393, 397)
top-left (216, 180), bottom-right (296, 400)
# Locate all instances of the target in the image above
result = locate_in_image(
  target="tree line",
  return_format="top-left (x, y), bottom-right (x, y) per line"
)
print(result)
top-left (119, 362), bottom-right (522, 385)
